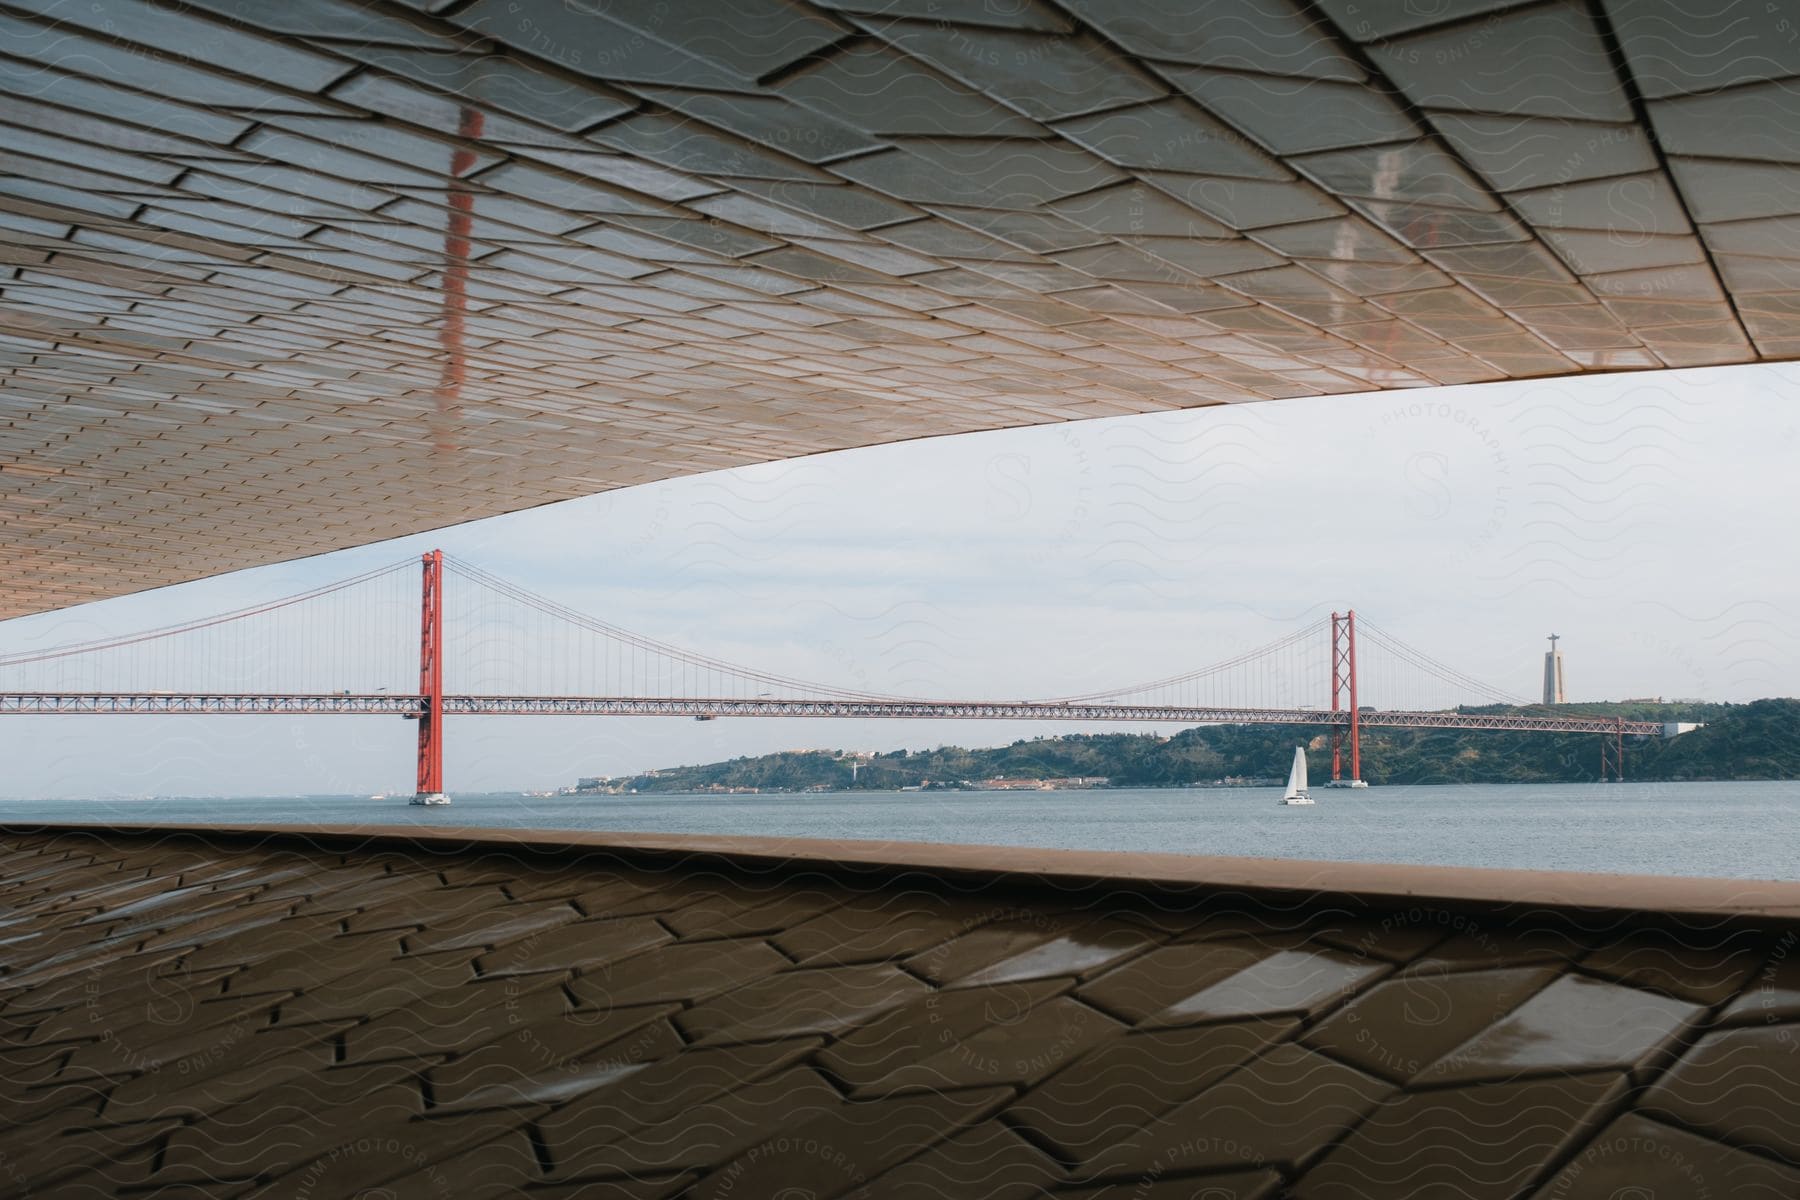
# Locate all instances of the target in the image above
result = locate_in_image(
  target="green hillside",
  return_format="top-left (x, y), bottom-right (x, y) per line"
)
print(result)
top-left (589, 699), bottom-right (1800, 793)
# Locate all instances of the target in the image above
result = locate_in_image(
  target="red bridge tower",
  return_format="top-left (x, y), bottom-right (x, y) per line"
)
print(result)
top-left (1330, 610), bottom-right (1363, 786)
top-left (414, 549), bottom-right (448, 804)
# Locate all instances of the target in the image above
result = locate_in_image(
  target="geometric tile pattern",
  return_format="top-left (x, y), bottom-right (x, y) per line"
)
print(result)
top-left (3, 827), bottom-right (1799, 1198)
top-left (4, 2), bottom-right (1799, 614)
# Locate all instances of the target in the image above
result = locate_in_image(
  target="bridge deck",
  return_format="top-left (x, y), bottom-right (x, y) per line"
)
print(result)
top-left (2, 825), bottom-right (1797, 1198)
top-left (0, 694), bottom-right (1674, 736)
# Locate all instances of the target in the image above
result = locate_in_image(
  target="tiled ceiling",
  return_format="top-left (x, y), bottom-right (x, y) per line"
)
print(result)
top-left (2, 0), bottom-right (1796, 616)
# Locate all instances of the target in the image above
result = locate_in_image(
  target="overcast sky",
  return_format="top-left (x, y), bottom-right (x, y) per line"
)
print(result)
top-left (4, 361), bottom-right (1797, 799)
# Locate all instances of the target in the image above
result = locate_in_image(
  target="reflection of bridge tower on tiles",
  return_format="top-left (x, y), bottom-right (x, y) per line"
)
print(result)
top-left (1543, 635), bottom-right (1566, 705)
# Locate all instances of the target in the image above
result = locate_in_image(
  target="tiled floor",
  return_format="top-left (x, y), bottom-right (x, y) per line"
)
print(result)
top-left (2, 828), bottom-right (1798, 1198)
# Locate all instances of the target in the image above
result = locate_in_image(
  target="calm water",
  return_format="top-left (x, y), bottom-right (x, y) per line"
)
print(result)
top-left (5, 781), bottom-right (1798, 881)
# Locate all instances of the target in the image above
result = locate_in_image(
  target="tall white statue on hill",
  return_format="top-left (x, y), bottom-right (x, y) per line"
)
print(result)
top-left (1543, 634), bottom-right (1566, 705)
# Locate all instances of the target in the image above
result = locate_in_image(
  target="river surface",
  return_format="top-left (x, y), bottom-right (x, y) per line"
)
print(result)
top-left (5, 781), bottom-right (1797, 881)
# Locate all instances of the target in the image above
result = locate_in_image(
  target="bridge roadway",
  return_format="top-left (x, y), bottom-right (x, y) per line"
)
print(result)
top-left (0, 693), bottom-right (1671, 737)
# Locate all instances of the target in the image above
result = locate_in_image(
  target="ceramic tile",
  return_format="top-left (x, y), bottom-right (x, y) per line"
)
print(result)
top-left (1079, 1042), bottom-right (1393, 1177)
top-left (1043, 1175), bottom-right (1283, 1200)
top-left (576, 1067), bottom-right (844, 1176)
top-left (1530, 1112), bottom-right (1800, 1200)
top-left (1355, 200), bottom-right (1528, 248)
top-left (813, 0), bottom-right (1073, 30)
top-left (631, 87), bottom-right (879, 162)
top-left (1010, 1017), bottom-right (1297, 1160)
top-left (1075, 939), bottom-right (1272, 1021)
top-left (816, 978), bottom-right (1069, 1090)
top-left (1147, 947), bottom-right (1388, 1023)
top-left (1164, 68), bottom-right (1416, 154)
top-left (6, 0), bottom-right (350, 93)
top-left (588, 112), bottom-right (833, 181)
top-left (1063, 0), bottom-right (1363, 80)
top-left (1294, 1072), bottom-right (1629, 1199)
top-left (1315, 0), bottom-right (1524, 40)
top-left (1305, 966), bottom-right (1560, 1082)
top-left (1370, 3), bottom-right (1632, 122)
top-left (1055, 100), bottom-right (1287, 179)
top-left (847, 1120), bottom-right (1061, 1199)
top-left (1669, 158), bottom-right (1800, 224)
top-left (1580, 929), bottom-right (1766, 1005)
top-left (1422, 973), bottom-right (1702, 1082)
top-left (1550, 230), bottom-right (1708, 276)
top-left (832, 141), bottom-right (1124, 208)
top-left (1046, 181), bottom-right (1234, 239)
top-left (778, 43), bottom-right (1038, 137)
top-left (0, 57), bottom-right (253, 144)
top-left (1652, 83), bottom-right (1800, 163)
top-left (451, 1), bottom-right (747, 88)
top-left (427, 1006), bottom-right (681, 1108)
top-left (856, 996), bottom-right (1123, 1093)
top-left (949, 921), bottom-right (1158, 987)
top-left (677, 962), bottom-right (930, 1043)
top-left (689, 1087), bottom-right (1011, 1199)
top-left (1720, 948), bottom-right (1800, 1025)
top-left (336, 47), bottom-right (631, 132)
top-left (874, 24), bottom-right (1161, 120)
top-left (1298, 141), bottom-right (1497, 211)
top-left (537, 1037), bottom-right (823, 1175)
top-left (1640, 1024), bottom-right (1800, 1161)
top-left (1432, 112), bottom-right (1659, 192)
top-left (1608, 0), bottom-right (1800, 98)
top-left (1138, 173), bottom-right (1346, 232)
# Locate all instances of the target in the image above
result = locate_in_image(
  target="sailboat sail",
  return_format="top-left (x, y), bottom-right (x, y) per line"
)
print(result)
top-left (1282, 747), bottom-right (1309, 801)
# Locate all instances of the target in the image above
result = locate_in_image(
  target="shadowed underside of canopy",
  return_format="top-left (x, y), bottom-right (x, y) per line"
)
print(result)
top-left (2, 0), bottom-right (1797, 615)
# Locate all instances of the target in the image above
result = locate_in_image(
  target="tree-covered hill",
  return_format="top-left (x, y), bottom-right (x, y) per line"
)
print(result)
top-left (587, 699), bottom-right (1800, 793)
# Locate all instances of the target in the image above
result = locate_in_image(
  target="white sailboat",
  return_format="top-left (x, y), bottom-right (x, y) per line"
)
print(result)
top-left (1278, 746), bottom-right (1315, 806)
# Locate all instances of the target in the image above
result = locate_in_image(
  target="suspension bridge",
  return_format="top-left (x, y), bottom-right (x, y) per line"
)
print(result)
top-left (0, 552), bottom-right (1682, 801)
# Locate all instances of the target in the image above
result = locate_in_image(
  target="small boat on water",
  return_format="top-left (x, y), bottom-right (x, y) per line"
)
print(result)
top-left (409, 792), bottom-right (451, 806)
top-left (1278, 747), bottom-right (1314, 806)
top-left (1324, 779), bottom-right (1369, 789)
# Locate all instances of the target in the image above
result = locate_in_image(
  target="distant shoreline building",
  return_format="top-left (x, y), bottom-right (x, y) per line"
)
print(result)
top-left (1543, 634), bottom-right (1566, 705)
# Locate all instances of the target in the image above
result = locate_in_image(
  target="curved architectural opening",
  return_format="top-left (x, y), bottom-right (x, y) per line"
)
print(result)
top-left (6, 6), bottom-right (1800, 1196)
top-left (4, 367), bottom-right (1793, 881)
